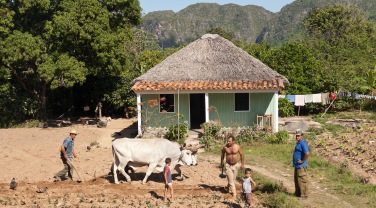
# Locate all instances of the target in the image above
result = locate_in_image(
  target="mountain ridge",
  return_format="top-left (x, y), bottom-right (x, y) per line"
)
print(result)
top-left (141, 0), bottom-right (376, 47)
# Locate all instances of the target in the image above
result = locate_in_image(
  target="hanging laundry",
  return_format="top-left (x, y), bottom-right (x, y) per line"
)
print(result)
top-left (321, 93), bottom-right (329, 105)
top-left (312, 94), bottom-right (322, 103)
top-left (295, 95), bottom-right (305, 106)
top-left (304, 94), bottom-right (313, 103)
top-left (285, 95), bottom-right (295, 102)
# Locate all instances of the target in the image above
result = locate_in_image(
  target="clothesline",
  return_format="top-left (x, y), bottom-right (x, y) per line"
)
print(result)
top-left (279, 92), bottom-right (375, 107)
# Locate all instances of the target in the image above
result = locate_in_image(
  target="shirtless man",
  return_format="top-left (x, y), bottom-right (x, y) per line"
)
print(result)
top-left (221, 135), bottom-right (244, 198)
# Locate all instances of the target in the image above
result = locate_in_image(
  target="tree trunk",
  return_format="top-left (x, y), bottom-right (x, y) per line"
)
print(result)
top-left (38, 82), bottom-right (47, 119)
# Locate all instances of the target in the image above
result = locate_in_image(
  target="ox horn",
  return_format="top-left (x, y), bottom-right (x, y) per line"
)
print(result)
top-left (185, 144), bottom-right (205, 153)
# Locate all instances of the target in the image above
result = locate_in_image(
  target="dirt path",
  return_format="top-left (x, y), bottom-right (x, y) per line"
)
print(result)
top-left (249, 155), bottom-right (354, 208)
top-left (201, 153), bottom-right (356, 208)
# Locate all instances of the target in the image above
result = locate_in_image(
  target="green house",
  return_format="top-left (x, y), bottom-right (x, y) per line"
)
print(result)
top-left (132, 34), bottom-right (289, 135)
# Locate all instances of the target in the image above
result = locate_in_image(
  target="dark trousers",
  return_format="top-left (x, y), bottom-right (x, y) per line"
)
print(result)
top-left (294, 167), bottom-right (309, 197)
top-left (242, 193), bottom-right (252, 207)
top-left (55, 157), bottom-right (73, 180)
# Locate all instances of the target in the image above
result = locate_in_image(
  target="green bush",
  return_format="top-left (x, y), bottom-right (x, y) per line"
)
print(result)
top-left (274, 130), bottom-right (289, 144)
top-left (278, 98), bottom-right (294, 117)
top-left (200, 121), bottom-right (222, 147)
top-left (200, 135), bottom-right (216, 148)
top-left (165, 123), bottom-right (188, 141)
top-left (332, 97), bottom-right (353, 111)
top-left (201, 120), bottom-right (222, 137)
top-left (236, 127), bottom-right (257, 144)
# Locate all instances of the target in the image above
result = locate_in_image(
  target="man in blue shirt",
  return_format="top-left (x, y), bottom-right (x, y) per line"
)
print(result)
top-left (54, 129), bottom-right (79, 181)
top-left (293, 129), bottom-right (309, 200)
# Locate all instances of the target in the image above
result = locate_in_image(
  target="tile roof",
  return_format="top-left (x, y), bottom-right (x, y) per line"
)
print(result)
top-left (132, 79), bottom-right (285, 91)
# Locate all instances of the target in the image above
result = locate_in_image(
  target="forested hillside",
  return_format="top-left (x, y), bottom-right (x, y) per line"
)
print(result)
top-left (142, 3), bottom-right (274, 47)
top-left (142, 0), bottom-right (376, 46)
top-left (259, 0), bottom-right (376, 45)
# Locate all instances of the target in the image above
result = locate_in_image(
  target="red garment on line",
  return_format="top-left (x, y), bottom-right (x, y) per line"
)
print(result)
top-left (330, 92), bottom-right (336, 100)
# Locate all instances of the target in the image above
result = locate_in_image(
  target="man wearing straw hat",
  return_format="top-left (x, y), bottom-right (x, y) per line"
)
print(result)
top-left (54, 129), bottom-right (79, 181)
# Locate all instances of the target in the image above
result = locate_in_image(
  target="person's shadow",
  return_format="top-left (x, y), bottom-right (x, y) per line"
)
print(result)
top-left (199, 184), bottom-right (227, 193)
top-left (199, 184), bottom-right (242, 207)
top-left (149, 191), bottom-right (162, 200)
top-left (111, 120), bottom-right (138, 140)
top-left (222, 201), bottom-right (242, 208)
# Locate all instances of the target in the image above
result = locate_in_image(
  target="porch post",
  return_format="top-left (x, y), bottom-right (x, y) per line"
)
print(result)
top-left (205, 93), bottom-right (209, 122)
top-left (137, 94), bottom-right (142, 136)
top-left (274, 92), bottom-right (278, 132)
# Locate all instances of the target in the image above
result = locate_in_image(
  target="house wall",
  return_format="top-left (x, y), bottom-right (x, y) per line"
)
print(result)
top-left (209, 93), bottom-right (275, 127)
top-left (140, 92), bottom-right (276, 129)
top-left (141, 94), bottom-right (189, 128)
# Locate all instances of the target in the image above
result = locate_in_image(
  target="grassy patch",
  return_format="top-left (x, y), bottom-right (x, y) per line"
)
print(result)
top-left (250, 143), bottom-right (376, 207)
top-left (236, 170), bottom-right (298, 208)
top-left (260, 192), bottom-right (298, 208)
top-left (247, 142), bottom-right (293, 166)
top-left (322, 124), bottom-right (347, 135)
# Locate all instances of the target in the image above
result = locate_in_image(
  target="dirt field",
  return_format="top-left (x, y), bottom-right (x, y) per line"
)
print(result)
top-left (1, 117), bottom-right (374, 207)
top-left (0, 119), bottom-right (253, 207)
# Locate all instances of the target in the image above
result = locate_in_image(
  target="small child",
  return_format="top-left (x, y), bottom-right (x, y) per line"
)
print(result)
top-left (163, 158), bottom-right (174, 202)
top-left (242, 168), bottom-right (257, 208)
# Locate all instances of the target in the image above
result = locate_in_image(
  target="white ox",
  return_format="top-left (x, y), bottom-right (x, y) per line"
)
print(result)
top-left (112, 138), bottom-right (199, 184)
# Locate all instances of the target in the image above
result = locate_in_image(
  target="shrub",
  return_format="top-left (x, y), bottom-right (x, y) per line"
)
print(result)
top-left (201, 135), bottom-right (216, 148)
top-left (274, 130), bottom-right (289, 144)
top-left (200, 120), bottom-right (222, 147)
top-left (236, 127), bottom-right (257, 144)
top-left (165, 122), bottom-right (188, 141)
top-left (278, 98), bottom-right (294, 117)
top-left (264, 134), bottom-right (278, 144)
top-left (201, 120), bottom-right (222, 137)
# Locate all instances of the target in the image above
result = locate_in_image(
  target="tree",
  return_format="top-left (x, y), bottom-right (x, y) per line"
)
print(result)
top-left (268, 42), bottom-right (323, 94)
top-left (0, 0), bottom-right (142, 120)
top-left (206, 27), bottom-right (234, 41)
top-left (0, 0), bottom-right (14, 37)
top-left (244, 41), bottom-right (322, 94)
top-left (303, 4), bottom-right (376, 92)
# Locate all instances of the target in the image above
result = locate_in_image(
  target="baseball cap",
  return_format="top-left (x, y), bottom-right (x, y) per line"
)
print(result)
top-left (296, 129), bottom-right (302, 136)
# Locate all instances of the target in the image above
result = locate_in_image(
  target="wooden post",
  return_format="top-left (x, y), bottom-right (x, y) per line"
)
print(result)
top-left (321, 99), bottom-right (335, 117)
top-left (298, 106), bottom-right (301, 116)
top-left (98, 102), bottom-right (102, 118)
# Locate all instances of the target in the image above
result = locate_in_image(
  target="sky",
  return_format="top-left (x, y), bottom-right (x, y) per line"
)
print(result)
top-left (139, 0), bottom-right (296, 15)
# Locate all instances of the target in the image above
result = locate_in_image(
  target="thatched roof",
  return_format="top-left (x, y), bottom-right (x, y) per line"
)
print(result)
top-left (132, 34), bottom-right (289, 91)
